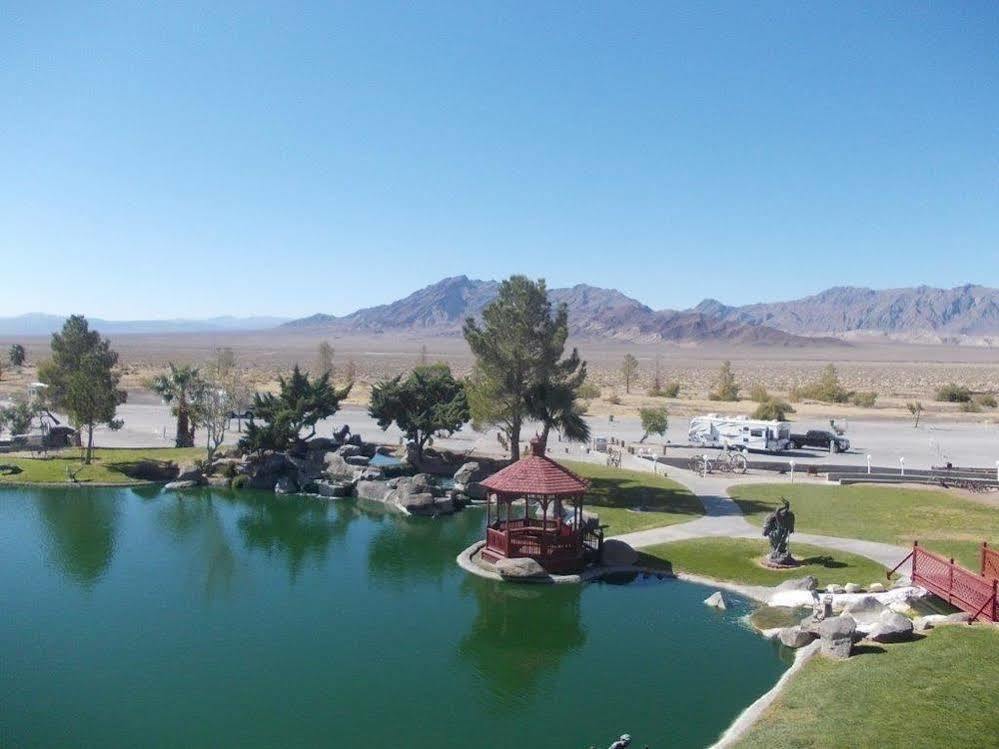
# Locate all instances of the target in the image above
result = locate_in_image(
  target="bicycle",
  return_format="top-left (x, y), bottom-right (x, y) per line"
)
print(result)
top-left (687, 450), bottom-right (748, 476)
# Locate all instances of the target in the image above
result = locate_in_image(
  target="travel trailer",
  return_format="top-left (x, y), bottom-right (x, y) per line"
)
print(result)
top-left (688, 414), bottom-right (791, 453)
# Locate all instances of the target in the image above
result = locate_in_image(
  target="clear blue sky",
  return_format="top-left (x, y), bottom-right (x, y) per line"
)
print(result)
top-left (2, 2), bottom-right (997, 319)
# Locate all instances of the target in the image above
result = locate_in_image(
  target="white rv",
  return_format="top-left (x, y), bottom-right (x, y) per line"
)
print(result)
top-left (688, 414), bottom-right (790, 453)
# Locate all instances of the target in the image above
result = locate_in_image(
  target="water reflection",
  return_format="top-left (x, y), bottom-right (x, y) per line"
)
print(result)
top-left (37, 489), bottom-right (121, 589)
top-left (459, 579), bottom-right (586, 705)
top-left (158, 494), bottom-right (237, 600)
top-left (236, 492), bottom-right (355, 581)
top-left (366, 509), bottom-right (482, 587)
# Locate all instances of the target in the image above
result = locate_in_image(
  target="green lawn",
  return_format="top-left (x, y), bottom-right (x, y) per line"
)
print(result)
top-left (0, 447), bottom-right (205, 484)
top-left (642, 537), bottom-right (888, 587)
top-left (558, 460), bottom-right (703, 535)
top-left (737, 626), bottom-right (999, 748)
top-left (730, 483), bottom-right (997, 570)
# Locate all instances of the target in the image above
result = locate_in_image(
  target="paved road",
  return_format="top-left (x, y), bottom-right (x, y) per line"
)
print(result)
top-left (607, 452), bottom-right (912, 573)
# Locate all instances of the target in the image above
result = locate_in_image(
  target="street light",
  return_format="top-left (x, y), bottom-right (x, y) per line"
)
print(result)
top-left (789, 459), bottom-right (796, 483)
top-left (899, 456), bottom-right (905, 477)
top-left (867, 454), bottom-right (872, 475)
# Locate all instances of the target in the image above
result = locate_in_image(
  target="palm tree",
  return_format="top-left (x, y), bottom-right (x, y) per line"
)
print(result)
top-left (150, 363), bottom-right (203, 447)
top-left (527, 380), bottom-right (590, 451)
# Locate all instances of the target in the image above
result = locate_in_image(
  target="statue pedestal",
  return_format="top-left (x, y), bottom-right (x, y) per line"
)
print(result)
top-left (761, 555), bottom-right (800, 569)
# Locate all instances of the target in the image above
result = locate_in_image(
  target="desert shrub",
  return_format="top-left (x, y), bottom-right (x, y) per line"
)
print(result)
top-left (231, 474), bottom-right (250, 490)
top-left (577, 382), bottom-right (601, 400)
top-left (647, 381), bottom-right (681, 398)
top-left (936, 383), bottom-right (972, 403)
top-left (605, 389), bottom-right (622, 405)
top-left (752, 398), bottom-right (795, 421)
top-left (850, 391), bottom-right (878, 408)
top-left (749, 383), bottom-right (769, 403)
top-left (792, 364), bottom-right (850, 403)
top-left (975, 393), bottom-right (997, 408)
top-left (708, 361), bottom-right (740, 401)
top-left (959, 400), bottom-right (982, 413)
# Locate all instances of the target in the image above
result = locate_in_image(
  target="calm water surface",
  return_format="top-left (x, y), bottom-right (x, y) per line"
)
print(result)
top-left (0, 486), bottom-right (787, 748)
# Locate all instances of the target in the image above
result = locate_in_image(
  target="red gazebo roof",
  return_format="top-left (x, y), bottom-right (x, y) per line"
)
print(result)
top-left (480, 440), bottom-right (589, 497)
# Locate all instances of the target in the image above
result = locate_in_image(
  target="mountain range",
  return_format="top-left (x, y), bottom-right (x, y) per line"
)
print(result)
top-left (5, 280), bottom-right (997, 345)
top-left (0, 313), bottom-right (289, 337)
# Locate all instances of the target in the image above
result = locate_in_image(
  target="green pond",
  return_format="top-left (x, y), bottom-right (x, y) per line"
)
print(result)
top-left (0, 486), bottom-right (788, 748)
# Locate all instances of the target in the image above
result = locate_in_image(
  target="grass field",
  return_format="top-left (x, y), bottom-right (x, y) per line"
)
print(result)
top-left (0, 447), bottom-right (205, 484)
top-left (736, 626), bottom-right (999, 748)
top-left (558, 460), bottom-right (703, 535)
top-left (642, 537), bottom-right (888, 587)
top-left (729, 483), bottom-right (997, 569)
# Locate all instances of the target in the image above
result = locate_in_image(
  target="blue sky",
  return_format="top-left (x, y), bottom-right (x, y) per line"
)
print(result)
top-left (2, 2), bottom-right (997, 319)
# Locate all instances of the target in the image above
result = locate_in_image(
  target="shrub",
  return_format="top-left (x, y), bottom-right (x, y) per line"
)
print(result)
top-left (605, 389), bottom-right (622, 405)
top-left (975, 393), bottom-right (997, 409)
top-left (752, 398), bottom-right (795, 421)
top-left (749, 383), bottom-right (769, 403)
top-left (959, 400), bottom-right (982, 413)
top-left (792, 364), bottom-right (850, 403)
top-left (936, 383), bottom-right (972, 403)
top-left (577, 382), bottom-right (601, 400)
top-left (647, 381), bottom-right (681, 398)
top-left (231, 474), bottom-right (250, 490)
top-left (850, 391), bottom-right (878, 408)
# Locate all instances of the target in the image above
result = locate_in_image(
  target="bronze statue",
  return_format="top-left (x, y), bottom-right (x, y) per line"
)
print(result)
top-left (762, 497), bottom-right (796, 567)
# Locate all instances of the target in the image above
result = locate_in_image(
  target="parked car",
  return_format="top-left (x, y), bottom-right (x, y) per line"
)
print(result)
top-left (788, 429), bottom-right (850, 453)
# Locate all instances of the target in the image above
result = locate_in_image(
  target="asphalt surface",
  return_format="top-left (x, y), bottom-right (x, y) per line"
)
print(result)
top-left (76, 400), bottom-right (999, 472)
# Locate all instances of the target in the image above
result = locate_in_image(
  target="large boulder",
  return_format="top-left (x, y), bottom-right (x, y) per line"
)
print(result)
top-left (313, 479), bottom-right (353, 498)
top-left (818, 615), bottom-right (857, 659)
top-left (356, 480), bottom-right (392, 503)
top-left (867, 611), bottom-right (914, 643)
top-left (494, 557), bottom-right (548, 579)
top-left (345, 455), bottom-right (371, 467)
top-left (779, 625), bottom-right (817, 649)
top-left (704, 591), bottom-right (727, 610)
top-left (175, 461), bottom-right (205, 485)
top-left (323, 452), bottom-right (355, 479)
top-left (454, 461), bottom-right (486, 486)
top-left (913, 612), bottom-right (971, 631)
top-left (602, 539), bottom-right (639, 566)
top-left (775, 575), bottom-right (819, 592)
top-left (274, 475), bottom-right (298, 495)
top-left (337, 444), bottom-right (364, 458)
top-left (842, 596), bottom-right (888, 622)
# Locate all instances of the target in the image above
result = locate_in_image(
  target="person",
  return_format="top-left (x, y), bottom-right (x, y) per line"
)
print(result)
top-left (608, 735), bottom-right (632, 749)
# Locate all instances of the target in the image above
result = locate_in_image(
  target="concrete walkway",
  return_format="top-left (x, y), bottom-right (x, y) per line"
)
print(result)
top-left (606, 452), bottom-right (912, 573)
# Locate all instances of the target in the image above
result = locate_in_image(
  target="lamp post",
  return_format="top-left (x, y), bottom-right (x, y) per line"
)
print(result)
top-left (789, 459), bottom-right (796, 483)
top-left (899, 456), bottom-right (905, 477)
top-left (867, 454), bottom-right (872, 475)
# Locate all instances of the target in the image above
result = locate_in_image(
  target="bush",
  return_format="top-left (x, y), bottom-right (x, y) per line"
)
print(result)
top-left (231, 474), bottom-right (250, 490)
top-left (749, 383), bottom-right (769, 403)
top-left (936, 383), bottom-right (972, 403)
top-left (647, 381), bottom-right (681, 398)
top-left (709, 361), bottom-right (740, 401)
top-left (752, 398), bottom-right (795, 421)
top-left (577, 382), bottom-right (601, 400)
top-left (605, 389), bottom-right (621, 405)
top-left (975, 393), bottom-right (997, 409)
top-left (850, 391), bottom-right (878, 408)
top-left (959, 400), bottom-right (982, 413)
top-left (792, 364), bottom-right (850, 403)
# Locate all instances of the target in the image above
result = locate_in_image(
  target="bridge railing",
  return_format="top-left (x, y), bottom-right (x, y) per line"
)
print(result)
top-left (890, 542), bottom-right (998, 623)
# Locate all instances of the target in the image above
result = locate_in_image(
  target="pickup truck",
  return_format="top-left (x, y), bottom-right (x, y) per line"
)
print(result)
top-left (788, 430), bottom-right (850, 453)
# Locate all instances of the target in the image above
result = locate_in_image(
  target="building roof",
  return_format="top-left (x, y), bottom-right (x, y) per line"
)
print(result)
top-left (480, 440), bottom-right (589, 497)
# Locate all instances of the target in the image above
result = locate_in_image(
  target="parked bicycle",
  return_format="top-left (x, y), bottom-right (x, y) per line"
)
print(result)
top-left (687, 449), bottom-right (748, 476)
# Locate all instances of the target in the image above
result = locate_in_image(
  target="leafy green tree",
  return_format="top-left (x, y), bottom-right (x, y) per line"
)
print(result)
top-left (621, 353), bottom-right (639, 394)
top-left (239, 365), bottom-right (351, 454)
top-left (752, 398), bottom-right (795, 421)
top-left (8, 344), bottom-right (26, 367)
top-left (150, 363), bottom-right (205, 447)
top-left (638, 406), bottom-right (669, 443)
top-left (708, 360), bottom-right (740, 401)
top-left (463, 276), bottom-right (586, 460)
top-left (37, 315), bottom-right (126, 463)
top-left (0, 393), bottom-right (40, 436)
top-left (369, 364), bottom-right (469, 462)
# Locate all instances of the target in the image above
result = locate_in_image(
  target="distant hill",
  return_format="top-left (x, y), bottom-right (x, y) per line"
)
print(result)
top-left (283, 276), bottom-right (832, 346)
top-left (692, 284), bottom-right (999, 344)
top-left (0, 313), bottom-right (289, 337)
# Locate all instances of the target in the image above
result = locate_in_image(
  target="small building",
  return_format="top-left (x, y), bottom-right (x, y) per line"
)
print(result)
top-left (479, 439), bottom-right (600, 574)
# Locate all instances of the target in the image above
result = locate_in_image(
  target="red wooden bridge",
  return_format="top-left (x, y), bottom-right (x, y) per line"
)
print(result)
top-left (889, 542), bottom-right (998, 623)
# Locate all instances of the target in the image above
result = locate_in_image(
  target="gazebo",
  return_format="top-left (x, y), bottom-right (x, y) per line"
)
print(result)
top-left (479, 439), bottom-right (597, 574)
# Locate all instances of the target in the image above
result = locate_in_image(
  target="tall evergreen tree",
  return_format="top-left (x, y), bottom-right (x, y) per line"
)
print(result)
top-left (38, 315), bottom-right (126, 463)
top-left (463, 275), bottom-right (587, 459)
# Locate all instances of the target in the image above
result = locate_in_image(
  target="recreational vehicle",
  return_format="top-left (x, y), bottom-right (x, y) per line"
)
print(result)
top-left (688, 414), bottom-right (790, 454)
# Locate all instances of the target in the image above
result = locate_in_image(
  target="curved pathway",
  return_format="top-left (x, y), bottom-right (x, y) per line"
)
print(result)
top-left (606, 453), bottom-right (912, 573)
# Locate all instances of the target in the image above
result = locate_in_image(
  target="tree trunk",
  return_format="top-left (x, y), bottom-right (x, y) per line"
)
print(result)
top-left (85, 423), bottom-right (94, 464)
top-left (538, 423), bottom-right (551, 453)
top-left (176, 403), bottom-right (191, 448)
top-left (509, 416), bottom-right (522, 461)
top-left (639, 432), bottom-right (648, 443)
